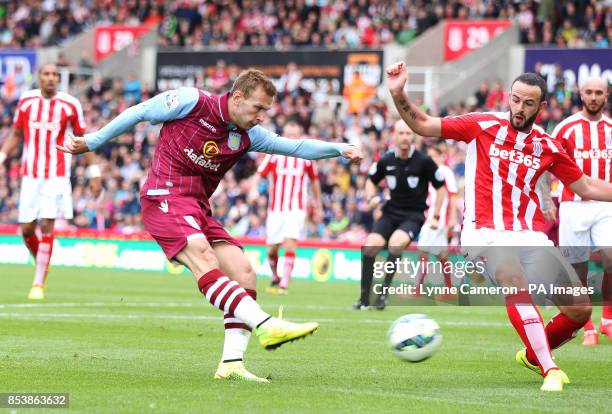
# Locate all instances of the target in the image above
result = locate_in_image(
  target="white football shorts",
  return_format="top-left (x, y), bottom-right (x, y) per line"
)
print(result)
top-left (266, 210), bottom-right (306, 245)
top-left (18, 177), bottom-right (73, 223)
top-left (417, 223), bottom-right (448, 255)
top-left (559, 201), bottom-right (612, 263)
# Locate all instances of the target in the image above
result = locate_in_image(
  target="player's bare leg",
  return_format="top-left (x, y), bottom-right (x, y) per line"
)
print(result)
top-left (277, 238), bottom-right (297, 295)
top-left (266, 243), bottom-right (281, 294)
top-left (176, 239), bottom-right (318, 381)
top-left (355, 233), bottom-right (385, 309)
top-left (375, 230), bottom-right (410, 310)
top-left (25, 218), bottom-right (55, 300)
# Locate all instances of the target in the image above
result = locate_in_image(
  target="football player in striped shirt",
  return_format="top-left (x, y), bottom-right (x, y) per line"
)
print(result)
top-left (552, 76), bottom-right (612, 346)
top-left (0, 63), bottom-right (101, 300)
top-left (250, 121), bottom-right (323, 295)
top-left (387, 61), bottom-right (612, 392)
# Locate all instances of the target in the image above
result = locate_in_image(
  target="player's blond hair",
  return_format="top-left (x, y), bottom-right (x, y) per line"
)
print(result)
top-left (230, 69), bottom-right (276, 98)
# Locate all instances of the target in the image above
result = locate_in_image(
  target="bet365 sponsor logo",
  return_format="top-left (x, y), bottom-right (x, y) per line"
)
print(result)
top-left (489, 144), bottom-right (541, 169)
top-left (184, 147), bottom-right (221, 171)
top-left (574, 148), bottom-right (612, 160)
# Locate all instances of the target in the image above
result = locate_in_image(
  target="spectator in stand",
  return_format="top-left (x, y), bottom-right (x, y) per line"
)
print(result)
top-left (486, 79), bottom-right (506, 110)
top-left (278, 62), bottom-right (303, 99)
top-left (474, 81), bottom-right (490, 108)
top-left (208, 60), bottom-right (231, 92)
top-left (343, 72), bottom-right (375, 115)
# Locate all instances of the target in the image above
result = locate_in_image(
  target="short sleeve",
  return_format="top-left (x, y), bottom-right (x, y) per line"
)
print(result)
top-left (367, 158), bottom-right (386, 184)
top-left (71, 99), bottom-right (86, 135)
top-left (441, 165), bottom-right (458, 193)
top-left (441, 112), bottom-right (489, 143)
top-left (306, 160), bottom-right (318, 180)
top-left (257, 154), bottom-right (275, 176)
top-left (12, 100), bottom-right (25, 129)
top-left (548, 150), bottom-right (583, 187)
top-left (425, 158), bottom-right (445, 189)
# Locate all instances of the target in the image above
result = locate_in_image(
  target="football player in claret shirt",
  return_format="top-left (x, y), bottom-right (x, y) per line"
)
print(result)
top-left (0, 63), bottom-right (101, 300)
top-left (387, 61), bottom-right (612, 392)
top-left (551, 76), bottom-right (612, 346)
top-left (59, 69), bottom-right (363, 382)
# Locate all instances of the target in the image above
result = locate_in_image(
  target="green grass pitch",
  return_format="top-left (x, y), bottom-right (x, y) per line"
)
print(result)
top-left (1, 264), bottom-right (610, 414)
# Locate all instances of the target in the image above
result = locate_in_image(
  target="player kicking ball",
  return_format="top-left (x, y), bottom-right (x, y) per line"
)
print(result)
top-left (58, 69), bottom-right (363, 382)
top-left (387, 61), bottom-right (612, 392)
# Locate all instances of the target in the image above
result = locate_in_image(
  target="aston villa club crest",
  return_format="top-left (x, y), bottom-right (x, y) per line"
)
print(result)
top-left (228, 132), bottom-right (241, 151)
top-left (532, 138), bottom-right (543, 157)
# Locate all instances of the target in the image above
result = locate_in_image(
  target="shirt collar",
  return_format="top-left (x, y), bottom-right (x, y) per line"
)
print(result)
top-left (395, 144), bottom-right (415, 159)
top-left (579, 111), bottom-right (605, 123)
top-left (219, 92), bottom-right (231, 124)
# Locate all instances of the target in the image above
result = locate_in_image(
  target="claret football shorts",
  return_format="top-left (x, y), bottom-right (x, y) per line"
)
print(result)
top-left (141, 194), bottom-right (241, 262)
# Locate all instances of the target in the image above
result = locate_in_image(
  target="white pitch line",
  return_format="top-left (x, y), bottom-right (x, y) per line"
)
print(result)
top-left (0, 302), bottom-right (198, 309)
top-left (0, 302), bottom-right (509, 315)
top-left (0, 311), bottom-right (508, 327)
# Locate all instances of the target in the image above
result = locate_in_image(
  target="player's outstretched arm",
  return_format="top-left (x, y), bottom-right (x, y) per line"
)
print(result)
top-left (537, 172), bottom-right (556, 221)
top-left (568, 175), bottom-right (612, 202)
top-left (248, 125), bottom-right (363, 163)
top-left (57, 88), bottom-right (199, 154)
top-left (0, 128), bottom-right (22, 165)
top-left (386, 61), bottom-right (441, 138)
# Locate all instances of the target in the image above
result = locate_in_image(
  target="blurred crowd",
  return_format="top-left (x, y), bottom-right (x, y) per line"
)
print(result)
top-left (0, 0), bottom-right (610, 243)
top-left (1, 0), bottom-right (609, 49)
top-left (2, 54), bottom-right (609, 244)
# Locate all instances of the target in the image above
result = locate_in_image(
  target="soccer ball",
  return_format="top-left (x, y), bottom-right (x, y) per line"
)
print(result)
top-left (387, 314), bottom-right (442, 362)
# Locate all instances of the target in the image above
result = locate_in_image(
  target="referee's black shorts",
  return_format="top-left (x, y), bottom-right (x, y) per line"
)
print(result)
top-left (371, 210), bottom-right (425, 242)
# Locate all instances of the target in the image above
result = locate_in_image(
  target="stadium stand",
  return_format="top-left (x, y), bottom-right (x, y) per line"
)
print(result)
top-left (0, 0), bottom-right (610, 243)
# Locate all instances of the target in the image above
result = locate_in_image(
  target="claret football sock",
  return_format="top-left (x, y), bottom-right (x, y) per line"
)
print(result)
top-left (198, 269), bottom-right (269, 328)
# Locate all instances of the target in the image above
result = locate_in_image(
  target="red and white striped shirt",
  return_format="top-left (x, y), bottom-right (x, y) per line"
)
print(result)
top-left (425, 164), bottom-right (458, 227)
top-left (12, 89), bottom-right (86, 179)
top-left (441, 112), bottom-right (583, 232)
top-left (551, 112), bottom-right (612, 202)
top-left (257, 154), bottom-right (318, 213)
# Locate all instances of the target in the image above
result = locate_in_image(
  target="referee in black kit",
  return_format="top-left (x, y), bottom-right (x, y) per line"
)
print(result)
top-left (355, 120), bottom-right (446, 310)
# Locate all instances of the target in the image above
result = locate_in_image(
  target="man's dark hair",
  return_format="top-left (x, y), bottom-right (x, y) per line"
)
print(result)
top-left (511, 72), bottom-right (547, 102)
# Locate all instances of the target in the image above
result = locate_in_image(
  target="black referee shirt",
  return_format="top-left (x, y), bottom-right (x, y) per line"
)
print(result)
top-left (368, 148), bottom-right (445, 215)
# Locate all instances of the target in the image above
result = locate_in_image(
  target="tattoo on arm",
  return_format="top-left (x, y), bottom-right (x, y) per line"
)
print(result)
top-left (397, 97), bottom-right (418, 120)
